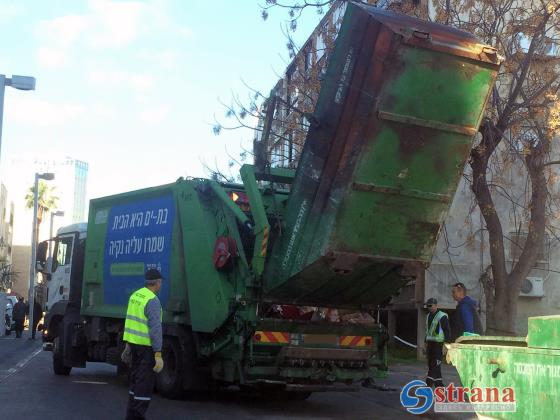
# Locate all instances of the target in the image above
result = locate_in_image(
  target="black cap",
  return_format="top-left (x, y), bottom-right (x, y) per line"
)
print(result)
top-left (145, 268), bottom-right (163, 281)
top-left (425, 298), bottom-right (437, 306)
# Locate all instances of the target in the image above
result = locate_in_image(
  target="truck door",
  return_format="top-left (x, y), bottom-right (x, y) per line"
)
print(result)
top-left (47, 234), bottom-right (74, 310)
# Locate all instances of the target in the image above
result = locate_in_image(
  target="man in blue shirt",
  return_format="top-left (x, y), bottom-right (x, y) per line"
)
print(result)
top-left (451, 282), bottom-right (483, 340)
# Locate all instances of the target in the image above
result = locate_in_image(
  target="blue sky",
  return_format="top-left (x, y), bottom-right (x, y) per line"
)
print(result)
top-left (0, 0), bottom-right (321, 243)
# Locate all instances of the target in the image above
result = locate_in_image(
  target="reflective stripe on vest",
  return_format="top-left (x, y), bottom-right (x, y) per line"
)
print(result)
top-left (426, 311), bottom-right (447, 343)
top-left (123, 287), bottom-right (158, 346)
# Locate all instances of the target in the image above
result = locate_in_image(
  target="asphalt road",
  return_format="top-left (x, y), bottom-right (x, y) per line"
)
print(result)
top-left (0, 332), bottom-right (473, 420)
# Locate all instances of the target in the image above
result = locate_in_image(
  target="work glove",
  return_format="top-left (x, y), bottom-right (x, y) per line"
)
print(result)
top-left (121, 343), bottom-right (131, 366)
top-left (153, 351), bottom-right (164, 373)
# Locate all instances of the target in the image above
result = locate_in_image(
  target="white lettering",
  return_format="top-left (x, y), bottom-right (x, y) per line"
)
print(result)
top-left (281, 200), bottom-right (308, 270)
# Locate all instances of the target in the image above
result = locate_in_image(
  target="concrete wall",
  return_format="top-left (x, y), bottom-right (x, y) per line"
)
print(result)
top-left (10, 245), bottom-right (30, 298)
top-left (426, 151), bottom-right (560, 335)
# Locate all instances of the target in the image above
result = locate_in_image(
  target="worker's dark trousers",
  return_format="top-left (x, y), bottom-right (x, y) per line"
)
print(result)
top-left (14, 319), bottom-right (24, 338)
top-left (126, 344), bottom-right (155, 420)
top-left (31, 321), bottom-right (40, 339)
top-left (426, 341), bottom-right (444, 388)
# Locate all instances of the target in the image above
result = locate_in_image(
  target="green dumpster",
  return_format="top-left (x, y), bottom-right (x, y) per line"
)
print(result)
top-left (264, 4), bottom-right (501, 307)
top-left (447, 315), bottom-right (560, 419)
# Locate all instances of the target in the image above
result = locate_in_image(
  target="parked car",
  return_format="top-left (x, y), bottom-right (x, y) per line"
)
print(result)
top-left (5, 296), bottom-right (18, 335)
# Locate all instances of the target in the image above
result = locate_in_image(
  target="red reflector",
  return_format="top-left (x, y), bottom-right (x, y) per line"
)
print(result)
top-left (254, 334), bottom-right (261, 342)
top-left (365, 338), bottom-right (372, 346)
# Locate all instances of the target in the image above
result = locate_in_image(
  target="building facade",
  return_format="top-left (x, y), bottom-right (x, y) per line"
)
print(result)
top-left (33, 157), bottom-right (89, 225)
top-left (0, 183), bottom-right (15, 292)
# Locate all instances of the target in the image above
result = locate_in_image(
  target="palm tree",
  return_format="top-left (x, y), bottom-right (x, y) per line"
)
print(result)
top-left (25, 180), bottom-right (60, 240)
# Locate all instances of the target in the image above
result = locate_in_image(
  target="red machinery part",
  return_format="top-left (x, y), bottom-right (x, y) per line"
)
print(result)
top-left (213, 236), bottom-right (238, 270)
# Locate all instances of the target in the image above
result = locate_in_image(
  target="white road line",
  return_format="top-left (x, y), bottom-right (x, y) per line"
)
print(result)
top-left (0, 347), bottom-right (43, 383)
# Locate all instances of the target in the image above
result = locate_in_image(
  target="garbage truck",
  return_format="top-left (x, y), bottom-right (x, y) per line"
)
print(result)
top-left (36, 3), bottom-right (501, 398)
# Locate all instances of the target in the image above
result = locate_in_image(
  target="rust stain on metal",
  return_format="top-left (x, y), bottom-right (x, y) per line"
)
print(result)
top-left (362, 8), bottom-right (501, 65)
top-left (406, 220), bottom-right (440, 250)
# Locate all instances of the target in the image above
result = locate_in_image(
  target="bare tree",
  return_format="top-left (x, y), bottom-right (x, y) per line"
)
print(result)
top-left (431, 0), bottom-right (560, 334)
top-left (0, 263), bottom-right (17, 292)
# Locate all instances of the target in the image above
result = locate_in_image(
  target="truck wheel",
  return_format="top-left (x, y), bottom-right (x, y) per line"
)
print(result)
top-left (53, 324), bottom-right (71, 376)
top-left (156, 337), bottom-right (184, 399)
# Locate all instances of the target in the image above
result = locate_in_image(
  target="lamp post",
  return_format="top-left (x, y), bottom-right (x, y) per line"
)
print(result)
top-left (0, 75), bottom-right (36, 163)
top-left (28, 172), bottom-right (54, 339)
top-left (49, 210), bottom-right (65, 259)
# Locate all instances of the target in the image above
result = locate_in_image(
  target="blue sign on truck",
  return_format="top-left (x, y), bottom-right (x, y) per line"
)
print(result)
top-left (103, 195), bottom-right (175, 305)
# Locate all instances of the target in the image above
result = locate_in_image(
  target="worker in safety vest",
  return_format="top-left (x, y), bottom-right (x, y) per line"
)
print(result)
top-left (424, 298), bottom-right (450, 388)
top-left (121, 268), bottom-right (164, 420)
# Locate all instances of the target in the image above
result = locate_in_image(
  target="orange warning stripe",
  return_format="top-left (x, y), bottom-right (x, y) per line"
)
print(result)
top-left (260, 226), bottom-right (269, 257)
top-left (253, 331), bottom-right (290, 344)
top-left (339, 336), bottom-right (373, 347)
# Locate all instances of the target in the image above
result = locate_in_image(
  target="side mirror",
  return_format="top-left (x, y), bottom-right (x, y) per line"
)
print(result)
top-left (43, 257), bottom-right (53, 281)
top-left (36, 241), bottom-right (49, 272)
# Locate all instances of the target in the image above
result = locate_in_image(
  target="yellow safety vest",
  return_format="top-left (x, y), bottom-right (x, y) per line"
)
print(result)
top-left (426, 311), bottom-right (448, 343)
top-left (123, 287), bottom-right (161, 347)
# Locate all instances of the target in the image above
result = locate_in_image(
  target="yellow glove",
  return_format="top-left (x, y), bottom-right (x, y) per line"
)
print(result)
top-left (153, 352), bottom-right (164, 373)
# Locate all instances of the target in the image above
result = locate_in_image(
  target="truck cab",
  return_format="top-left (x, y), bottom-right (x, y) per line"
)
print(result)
top-left (37, 223), bottom-right (87, 343)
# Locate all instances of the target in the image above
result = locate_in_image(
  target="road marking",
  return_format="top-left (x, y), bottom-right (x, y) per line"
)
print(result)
top-left (72, 381), bottom-right (108, 385)
top-left (0, 347), bottom-right (43, 383)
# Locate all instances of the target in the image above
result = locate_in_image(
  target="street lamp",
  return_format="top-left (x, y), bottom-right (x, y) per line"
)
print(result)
top-left (0, 74), bottom-right (36, 164)
top-left (49, 210), bottom-right (65, 259)
top-left (28, 172), bottom-right (54, 339)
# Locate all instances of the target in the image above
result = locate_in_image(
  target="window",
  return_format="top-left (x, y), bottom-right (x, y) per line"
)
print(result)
top-left (316, 32), bottom-right (326, 62)
top-left (332, 3), bottom-right (347, 32)
top-left (52, 236), bottom-right (73, 272)
top-left (304, 47), bottom-right (313, 75)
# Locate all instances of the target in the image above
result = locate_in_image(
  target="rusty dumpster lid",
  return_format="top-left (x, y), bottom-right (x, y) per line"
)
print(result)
top-left (355, 3), bottom-right (502, 66)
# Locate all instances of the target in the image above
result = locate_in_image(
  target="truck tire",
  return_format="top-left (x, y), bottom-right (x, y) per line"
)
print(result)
top-left (53, 324), bottom-right (72, 376)
top-left (156, 337), bottom-right (184, 399)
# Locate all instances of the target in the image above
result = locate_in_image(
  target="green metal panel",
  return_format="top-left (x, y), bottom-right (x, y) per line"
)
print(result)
top-left (264, 4), bottom-right (501, 307)
top-left (240, 164), bottom-right (270, 276)
top-left (175, 180), bottom-right (235, 332)
top-left (333, 47), bottom-right (496, 259)
top-left (448, 317), bottom-right (560, 419)
top-left (527, 315), bottom-right (560, 350)
top-left (81, 179), bottom-right (252, 333)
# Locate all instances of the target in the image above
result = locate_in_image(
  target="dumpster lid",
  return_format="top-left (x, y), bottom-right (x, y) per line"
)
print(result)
top-left (356, 4), bottom-right (501, 65)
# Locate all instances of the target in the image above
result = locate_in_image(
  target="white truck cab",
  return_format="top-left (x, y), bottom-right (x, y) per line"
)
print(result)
top-left (36, 223), bottom-right (87, 344)
top-left (44, 223), bottom-right (87, 311)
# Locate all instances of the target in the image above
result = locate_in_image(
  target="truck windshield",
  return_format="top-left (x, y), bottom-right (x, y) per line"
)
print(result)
top-left (52, 236), bottom-right (73, 272)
